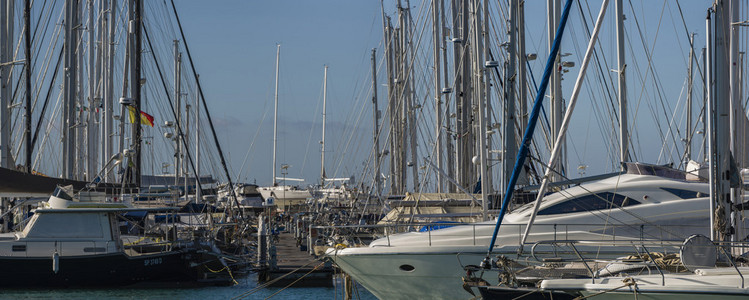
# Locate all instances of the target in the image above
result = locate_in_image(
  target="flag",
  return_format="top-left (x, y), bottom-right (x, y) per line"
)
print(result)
top-left (127, 106), bottom-right (154, 127)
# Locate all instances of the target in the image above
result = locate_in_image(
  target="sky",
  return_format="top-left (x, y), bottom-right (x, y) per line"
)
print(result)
top-left (163, 0), bottom-right (725, 189)
top-left (172, 1), bottom-right (384, 186)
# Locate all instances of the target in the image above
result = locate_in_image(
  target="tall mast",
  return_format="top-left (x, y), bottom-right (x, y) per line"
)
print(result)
top-left (517, 0), bottom-right (529, 185)
top-left (63, 0), bottom-right (78, 179)
top-left (727, 0), bottom-right (741, 242)
top-left (321, 65), bottom-right (328, 186)
top-left (405, 1), bottom-right (419, 192)
top-left (104, 0), bottom-right (115, 181)
top-left (616, 0), bottom-right (627, 167)
top-left (710, 0), bottom-right (732, 243)
top-left (24, 0), bottom-right (31, 173)
top-left (702, 48), bottom-right (707, 163)
top-left (272, 44), bottom-right (280, 186)
top-left (473, 0), bottom-right (488, 220)
top-left (86, 0), bottom-right (96, 180)
top-left (482, 0), bottom-right (493, 194)
top-left (371, 49), bottom-right (381, 197)
top-left (130, 0), bottom-right (142, 187)
top-left (686, 33), bottom-right (695, 162)
top-left (548, 0), bottom-right (564, 181)
top-left (431, 0), bottom-right (443, 192)
top-left (504, 0), bottom-right (518, 193)
top-left (440, 0), bottom-right (454, 193)
top-left (706, 8), bottom-right (715, 241)
top-left (173, 40), bottom-right (181, 185)
top-left (195, 74), bottom-right (201, 203)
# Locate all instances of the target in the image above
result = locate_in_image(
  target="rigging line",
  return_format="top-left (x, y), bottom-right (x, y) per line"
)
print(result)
top-left (30, 46), bottom-right (63, 156)
top-left (142, 24), bottom-right (209, 203)
top-left (488, 0), bottom-right (574, 254)
top-left (625, 0), bottom-right (672, 162)
top-left (169, 0), bottom-right (242, 215)
top-left (660, 78), bottom-right (690, 167)
top-left (236, 103), bottom-right (269, 182)
top-left (35, 88), bottom-right (63, 172)
top-left (578, 0), bottom-right (625, 162)
top-left (674, 0), bottom-right (705, 82)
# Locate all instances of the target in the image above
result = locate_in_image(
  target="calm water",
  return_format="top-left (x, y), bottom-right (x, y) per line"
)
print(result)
top-left (0, 275), bottom-right (378, 300)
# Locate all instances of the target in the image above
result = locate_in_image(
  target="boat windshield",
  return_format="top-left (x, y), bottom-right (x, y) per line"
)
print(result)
top-left (537, 192), bottom-right (640, 215)
top-left (52, 186), bottom-right (73, 201)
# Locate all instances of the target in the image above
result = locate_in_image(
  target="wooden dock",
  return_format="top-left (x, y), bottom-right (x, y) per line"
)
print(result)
top-left (257, 231), bottom-right (333, 287)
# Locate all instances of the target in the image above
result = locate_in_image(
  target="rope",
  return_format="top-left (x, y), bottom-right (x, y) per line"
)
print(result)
top-left (264, 262), bottom-right (326, 299)
top-left (203, 264), bottom-right (238, 285)
top-left (231, 259), bottom-right (319, 299)
top-left (512, 288), bottom-right (541, 300)
top-left (572, 277), bottom-right (637, 300)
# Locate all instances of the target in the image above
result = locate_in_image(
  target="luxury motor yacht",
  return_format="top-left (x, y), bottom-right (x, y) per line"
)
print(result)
top-left (327, 164), bottom-right (714, 299)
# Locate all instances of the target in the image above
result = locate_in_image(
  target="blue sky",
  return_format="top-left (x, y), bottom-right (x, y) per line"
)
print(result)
top-left (172, 1), bottom-right (383, 185)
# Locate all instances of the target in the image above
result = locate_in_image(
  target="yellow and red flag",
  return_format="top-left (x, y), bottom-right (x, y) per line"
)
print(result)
top-left (127, 106), bottom-right (154, 127)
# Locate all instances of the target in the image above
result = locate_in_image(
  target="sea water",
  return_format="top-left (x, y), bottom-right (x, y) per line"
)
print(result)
top-left (0, 276), bottom-right (378, 300)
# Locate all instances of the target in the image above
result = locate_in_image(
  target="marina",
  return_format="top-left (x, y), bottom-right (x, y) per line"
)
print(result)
top-left (0, 0), bottom-right (749, 299)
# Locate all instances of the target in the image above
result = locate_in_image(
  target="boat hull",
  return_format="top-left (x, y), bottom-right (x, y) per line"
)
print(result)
top-left (0, 250), bottom-right (203, 287)
top-left (330, 247), bottom-right (491, 300)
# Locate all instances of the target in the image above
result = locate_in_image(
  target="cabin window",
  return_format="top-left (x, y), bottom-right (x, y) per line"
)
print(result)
top-left (25, 212), bottom-right (105, 239)
top-left (537, 192), bottom-right (640, 215)
top-left (660, 188), bottom-right (701, 199)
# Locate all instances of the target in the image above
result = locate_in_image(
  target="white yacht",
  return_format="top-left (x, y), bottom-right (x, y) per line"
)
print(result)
top-left (327, 165), bottom-right (713, 299)
top-left (540, 267), bottom-right (749, 300)
top-left (258, 185), bottom-right (311, 210)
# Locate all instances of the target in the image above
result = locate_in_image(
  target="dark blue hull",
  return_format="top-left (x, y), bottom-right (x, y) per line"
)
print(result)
top-left (0, 250), bottom-right (205, 287)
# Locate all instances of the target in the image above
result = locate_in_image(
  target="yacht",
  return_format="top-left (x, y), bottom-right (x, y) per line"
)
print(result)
top-left (327, 164), bottom-right (713, 299)
top-left (258, 185), bottom-right (311, 211)
top-left (0, 186), bottom-right (230, 287)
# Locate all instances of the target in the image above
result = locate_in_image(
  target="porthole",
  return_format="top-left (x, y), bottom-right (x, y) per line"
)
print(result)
top-left (399, 264), bottom-right (415, 272)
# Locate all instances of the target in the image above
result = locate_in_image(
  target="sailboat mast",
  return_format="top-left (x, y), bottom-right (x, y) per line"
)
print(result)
top-left (709, 0), bottom-right (733, 243)
top-left (195, 74), bottom-right (201, 203)
top-left (440, 0), bottom-right (454, 193)
top-left (24, 0), bottom-right (31, 173)
top-left (686, 34), bottom-right (694, 161)
top-left (86, 0), bottom-right (95, 180)
top-left (548, 0), bottom-right (564, 181)
top-left (706, 9), bottom-right (716, 241)
top-left (130, 0), bottom-right (142, 187)
top-left (272, 44), bottom-right (280, 186)
top-left (321, 65), bottom-right (327, 186)
top-left (371, 49), bottom-right (381, 197)
top-left (504, 0), bottom-right (518, 194)
top-left (616, 0), bottom-right (628, 167)
top-left (105, 0), bottom-right (116, 182)
top-left (63, 0), bottom-right (77, 178)
top-left (174, 40), bottom-right (181, 185)
top-left (431, 0), bottom-right (443, 193)
top-left (473, 0), bottom-right (489, 220)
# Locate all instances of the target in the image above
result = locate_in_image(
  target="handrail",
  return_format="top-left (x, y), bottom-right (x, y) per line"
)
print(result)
top-left (641, 245), bottom-right (665, 286)
top-left (568, 243), bottom-right (595, 283)
top-left (310, 222), bottom-right (706, 248)
top-left (716, 244), bottom-right (744, 288)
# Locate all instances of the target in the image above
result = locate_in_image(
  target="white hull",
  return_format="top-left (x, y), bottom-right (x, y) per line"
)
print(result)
top-left (328, 173), bottom-right (713, 299)
top-left (542, 269), bottom-right (749, 300)
top-left (258, 186), bottom-right (310, 208)
top-left (331, 247), bottom-right (488, 299)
